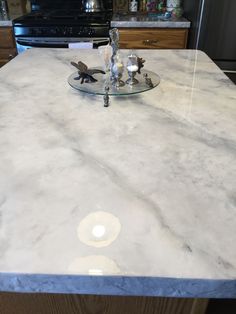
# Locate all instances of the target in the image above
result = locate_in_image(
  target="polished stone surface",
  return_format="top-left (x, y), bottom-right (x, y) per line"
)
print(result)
top-left (0, 49), bottom-right (235, 297)
top-left (111, 14), bottom-right (190, 28)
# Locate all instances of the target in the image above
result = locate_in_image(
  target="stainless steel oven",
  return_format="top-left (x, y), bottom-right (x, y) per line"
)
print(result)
top-left (15, 37), bottom-right (110, 53)
top-left (13, 0), bottom-right (112, 54)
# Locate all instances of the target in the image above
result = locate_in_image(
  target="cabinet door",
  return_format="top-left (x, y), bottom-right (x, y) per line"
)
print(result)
top-left (0, 48), bottom-right (17, 67)
top-left (119, 28), bottom-right (188, 49)
top-left (0, 293), bottom-right (208, 314)
top-left (0, 27), bottom-right (16, 48)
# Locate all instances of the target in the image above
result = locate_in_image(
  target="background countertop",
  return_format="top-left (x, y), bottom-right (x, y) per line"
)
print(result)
top-left (0, 16), bottom-right (190, 28)
top-left (111, 15), bottom-right (190, 28)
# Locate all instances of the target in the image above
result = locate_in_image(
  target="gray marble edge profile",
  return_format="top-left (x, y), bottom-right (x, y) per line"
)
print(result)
top-left (111, 16), bottom-right (190, 28)
top-left (0, 20), bottom-right (12, 26)
top-left (0, 273), bottom-right (235, 298)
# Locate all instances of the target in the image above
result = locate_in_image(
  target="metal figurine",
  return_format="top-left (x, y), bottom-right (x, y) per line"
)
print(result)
top-left (71, 61), bottom-right (105, 84)
top-left (104, 86), bottom-right (110, 107)
top-left (126, 54), bottom-right (139, 85)
top-left (137, 57), bottom-right (146, 74)
top-left (143, 73), bottom-right (154, 88)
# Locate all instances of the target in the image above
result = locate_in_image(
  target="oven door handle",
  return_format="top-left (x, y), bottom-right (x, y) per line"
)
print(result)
top-left (16, 40), bottom-right (68, 48)
top-left (93, 39), bottom-right (109, 48)
top-left (16, 38), bottom-right (109, 48)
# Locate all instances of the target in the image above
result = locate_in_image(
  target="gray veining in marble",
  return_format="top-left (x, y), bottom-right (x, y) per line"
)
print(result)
top-left (0, 48), bottom-right (235, 298)
top-left (111, 14), bottom-right (190, 28)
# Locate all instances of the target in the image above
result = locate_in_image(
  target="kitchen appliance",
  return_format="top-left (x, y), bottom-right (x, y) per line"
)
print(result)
top-left (84, 0), bottom-right (102, 12)
top-left (13, 0), bottom-right (113, 53)
top-left (183, 0), bottom-right (236, 83)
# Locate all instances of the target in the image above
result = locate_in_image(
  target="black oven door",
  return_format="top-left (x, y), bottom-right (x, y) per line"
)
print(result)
top-left (15, 37), bottom-right (109, 53)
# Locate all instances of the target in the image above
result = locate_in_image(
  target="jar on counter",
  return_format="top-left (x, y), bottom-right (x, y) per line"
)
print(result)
top-left (130, 0), bottom-right (138, 12)
top-left (166, 0), bottom-right (181, 11)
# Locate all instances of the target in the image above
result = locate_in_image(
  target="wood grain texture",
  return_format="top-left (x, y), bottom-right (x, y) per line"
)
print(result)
top-left (191, 299), bottom-right (209, 314)
top-left (0, 49), bottom-right (17, 67)
top-left (0, 27), bottom-right (17, 67)
top-left (0, 48), bottom-right (17, 58)
top-left (0, 293), bottom-right (208, 314)
top-left (118, 28), bottom-right (188, 49)
top-left (0, 27), bottom-right (16, 48)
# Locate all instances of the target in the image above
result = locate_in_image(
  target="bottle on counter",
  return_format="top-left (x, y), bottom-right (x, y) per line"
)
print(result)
top-left (157, 0), bottom-right (165, 13)
top-left (26, 0), bottom-right (31, 13)
top-left (146, 0), bottom-right (156, 12)
top-left (140, 0), bottom-right (146, 12)
top-left (129, 0), bottom-right (138, 13)
top-left (166, 0), bottom-right (181, 12)
top-left (0, 0), bottom-right (9, 20)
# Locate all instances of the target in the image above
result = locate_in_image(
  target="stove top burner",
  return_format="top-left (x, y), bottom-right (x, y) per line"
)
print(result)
top-left (29, 10), bottom-right (110, 19)
top-left (13, 8), bottom-right (112, 39)
top-left (14, 9), bottom-right (112, 26)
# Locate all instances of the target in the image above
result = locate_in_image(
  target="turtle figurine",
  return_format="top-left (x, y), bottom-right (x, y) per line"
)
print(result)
top-left (71, 61), bottom-right (105, 84)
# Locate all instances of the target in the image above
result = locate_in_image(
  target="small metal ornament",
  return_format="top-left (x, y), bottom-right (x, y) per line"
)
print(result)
top-left (111, 54), bottom-right (125, 88)
top-left (126, 54), bottom-right (139, 86)
top-left (109, 28), bottom-right (120, 84)
top-left (104, 86), bottom-right (110, 107)
top-left (137, 57), bottom-right (146, 74)
top-left (71, 61), bottom-right (105, 84)
top-left (68, 28), bottom-right (160, 108)
top-left (143, 73), bottom-right (154, 88)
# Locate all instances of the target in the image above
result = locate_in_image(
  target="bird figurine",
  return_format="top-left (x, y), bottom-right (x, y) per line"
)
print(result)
top-left (71, 61), bottom-right (105, 84)
top-left (137, 57), bottom-right (145, 74)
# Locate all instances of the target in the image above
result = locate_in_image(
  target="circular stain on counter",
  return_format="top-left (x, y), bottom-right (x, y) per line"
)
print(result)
top-left (77, 211), bottom-right (121, 248)
top-left (68, 255), bottom-right (120, 275)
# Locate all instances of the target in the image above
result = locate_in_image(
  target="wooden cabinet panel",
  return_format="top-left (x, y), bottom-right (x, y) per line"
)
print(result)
top-left (0, 48), bottom-right (17, 59)
top-left (0, 27), bottom-right (17, 67)
top-left (0, 48), bottom-right (17, 67)
top-left (118, 28), bottom-right (188, 49)
top-left (0, 27), bottom-right (15, 48)
top-left (0, 293), bottom-right (208, 314)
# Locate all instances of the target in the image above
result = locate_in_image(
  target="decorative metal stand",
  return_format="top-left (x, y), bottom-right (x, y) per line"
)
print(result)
top-left (109, 28), bottom-right (120, 84)
top-left (68, 28), bottom-right (161, 107)
top-left (71, 61), bottom-right (105, 84)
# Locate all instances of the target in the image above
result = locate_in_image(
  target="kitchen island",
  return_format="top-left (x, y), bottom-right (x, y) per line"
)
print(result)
top-left (0, 48), bottom-right (235, 313)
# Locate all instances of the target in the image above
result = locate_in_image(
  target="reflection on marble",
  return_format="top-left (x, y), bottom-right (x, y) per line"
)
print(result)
top-left (111, 14), bottom-right (190, 28)
top-left (77, 211), bottom-right (121, 247)
top-left (0, 49), bottom-right (235, 298)
top-left (68, 255), bottom-right (120, 275)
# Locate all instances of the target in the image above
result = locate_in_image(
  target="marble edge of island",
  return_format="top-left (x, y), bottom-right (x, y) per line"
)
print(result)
top-left (111, 15), bottom-right (190, 28)
top-left (0, 273), bottom-right (235, 298)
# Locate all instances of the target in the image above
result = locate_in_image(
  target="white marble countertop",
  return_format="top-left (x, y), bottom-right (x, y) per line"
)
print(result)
top-left (0, 48), bottom-right (235, 298)
top-left (111, 14), bottom-right (190, 28)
